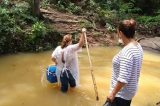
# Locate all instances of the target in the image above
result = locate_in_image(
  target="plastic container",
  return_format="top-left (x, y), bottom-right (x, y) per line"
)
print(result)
top-left (46, 65), bottom-right (57, 83)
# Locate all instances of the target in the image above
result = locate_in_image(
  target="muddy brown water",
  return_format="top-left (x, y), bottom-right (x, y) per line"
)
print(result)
top-left (0, 47), bottom-right (160, 106)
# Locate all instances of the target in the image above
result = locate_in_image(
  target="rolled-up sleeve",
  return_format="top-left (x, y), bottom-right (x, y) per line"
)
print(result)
top-left (117, 56), bottom-right (133, 84)
top-left (52, 47), bottom-right (58, 58)
top-left (69, 44), bottom-right (82, 53)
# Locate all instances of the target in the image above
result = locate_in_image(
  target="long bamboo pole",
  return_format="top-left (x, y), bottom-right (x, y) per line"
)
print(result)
top-left (82, 28), bottom-right (99, 101)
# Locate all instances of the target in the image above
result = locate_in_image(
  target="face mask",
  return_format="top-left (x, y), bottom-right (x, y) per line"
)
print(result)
top-left (118, 38), bottom-right (123, 44)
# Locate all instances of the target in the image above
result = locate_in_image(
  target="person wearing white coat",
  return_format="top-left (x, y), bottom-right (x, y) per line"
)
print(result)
top-left (52, 29), bottom-right (86, 88)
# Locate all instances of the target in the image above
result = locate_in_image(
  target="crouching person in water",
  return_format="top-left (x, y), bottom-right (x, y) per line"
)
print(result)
top-left (105, 19), bottom-right (143, 106)
top-left (51, 29), bottom-right (86, 92)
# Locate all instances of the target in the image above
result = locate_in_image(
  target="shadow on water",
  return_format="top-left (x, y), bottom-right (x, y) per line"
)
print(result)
top-left (0, 47), bottom-right (160, 106)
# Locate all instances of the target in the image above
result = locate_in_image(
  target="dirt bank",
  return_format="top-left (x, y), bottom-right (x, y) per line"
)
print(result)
top-left (41, 8), bottom-right (160, 53)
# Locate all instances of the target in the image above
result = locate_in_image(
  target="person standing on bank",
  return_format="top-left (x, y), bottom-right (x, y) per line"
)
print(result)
top-left (51, 28), bottom-right (86, 92)
top-left (106, 19), bottom-right (143, 106)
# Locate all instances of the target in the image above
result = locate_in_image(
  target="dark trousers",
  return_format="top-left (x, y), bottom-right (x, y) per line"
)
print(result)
top-left (111, 97), bottom-right (132, 106)
top-left (60, 69), bottom-right (76, 92)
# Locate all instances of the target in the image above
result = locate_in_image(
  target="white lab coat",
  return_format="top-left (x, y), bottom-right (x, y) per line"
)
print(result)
top-left (52, 44), bottom-right (81, 86)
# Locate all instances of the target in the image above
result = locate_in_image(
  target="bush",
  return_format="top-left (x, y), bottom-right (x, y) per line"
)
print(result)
top-left (66, 3), bottom-right (82, 14)
top-left (55, 1), bottom-right (82, 14)
top-left (0, 0), bottom-right (63, 54)
top-left (135, 0), bottom-right (160, 15)
top-left (41, 0), bottom-right (50, 9)
top-left (137, 15), bottom-right (160, 26)
top-left (0, 0), bottom-right (36, 34)
top-left (0, 0), bottom-right (38, 54)
top-left (32, 22), bottom-right (47, 38)
top-left (80, 20), bottom-right (94, 29)
top-left (28, 22), bottom-right (47, 51)
top-left (94, 0), bottom-right (119, 10)
top-left (25, 22), bottom-right (62, 52)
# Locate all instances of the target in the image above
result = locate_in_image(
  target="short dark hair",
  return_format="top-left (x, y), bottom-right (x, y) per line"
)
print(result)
top-left (118, 19), bottom-right (136, 38)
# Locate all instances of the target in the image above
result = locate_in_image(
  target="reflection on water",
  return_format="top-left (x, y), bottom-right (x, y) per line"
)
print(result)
top-left (0, 47), bottom-right (160, 106)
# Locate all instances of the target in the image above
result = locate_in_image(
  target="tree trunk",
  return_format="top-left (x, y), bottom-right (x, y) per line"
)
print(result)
top-left (33, 0), bottom-right (40, 17)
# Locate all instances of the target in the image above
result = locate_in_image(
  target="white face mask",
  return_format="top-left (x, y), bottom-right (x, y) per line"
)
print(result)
top-left (118, 38), bottom-right (123, 44)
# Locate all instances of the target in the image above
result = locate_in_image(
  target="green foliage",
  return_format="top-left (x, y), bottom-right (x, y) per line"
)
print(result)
top-left (0, 1), bottom-right (36, 34)
top-left (84, 0), bottom-right (97, 10)
top-left (0, 8), bottom-right (16, 35)
top-left (41, 0), bottom-right (50, 9)
top-left (24, 22), bottom-right (62, 52)
top-left (80, 20), bottom-right (94, 29)
top-left (32, 22), bottom-right (47, 38)
top-left (13, 2), bottom-right (37, 22)
top-left (105, 23), bottom-right (116, 32)
top-left (94, 0), bottom-right (119, 10)
top-left (96, 7), bottom-right (117, 22)
top-left (135, 0), bottom-right (160, 15)
top-left (65, 3), bottom-right (82, 14)
top-left (91, 6), bottom-right (117, 32)
top-left (1, 0), bottom-right (9, 7)
top-left (0, 0), bottom-right (160, 54)
top-left (120, 2), bottom-right (138, 13)
top-left (26, 22), bottom-right (49, 51)
top-left (137, 15), bottom-right (160, 26)
top-left (0, 0), bottom-right (38, 54)
top-left (0, 0), bottom-right (60, 54)
top-left (117, 0), bottom-right (141, 20)
top-left (55, 1), bottom-right (82, 14)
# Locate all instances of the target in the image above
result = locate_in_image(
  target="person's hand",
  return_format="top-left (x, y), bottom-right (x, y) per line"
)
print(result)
top-left (107, 93), bottom-right (116, 103)
top-left (82, 28), bottom-right (86, 33)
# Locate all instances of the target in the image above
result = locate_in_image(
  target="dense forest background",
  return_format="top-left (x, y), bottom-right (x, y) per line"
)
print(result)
top-left (0, 0), bottom-right (160, 54)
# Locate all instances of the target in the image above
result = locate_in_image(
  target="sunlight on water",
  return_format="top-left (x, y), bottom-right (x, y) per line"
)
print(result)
top-left (0, 47), bottom-right (160, 106)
